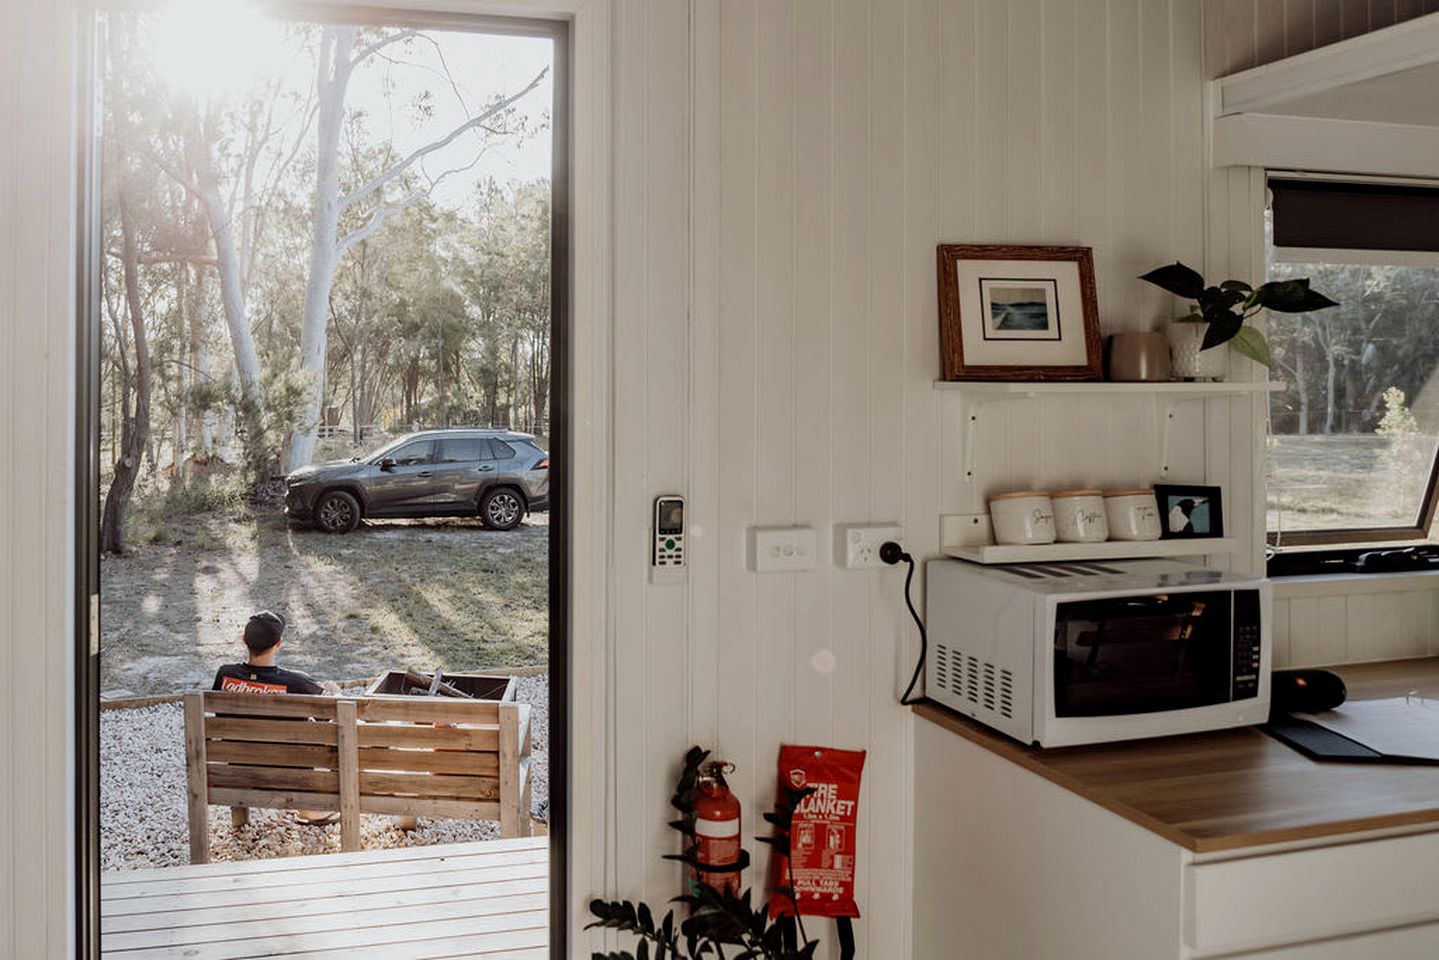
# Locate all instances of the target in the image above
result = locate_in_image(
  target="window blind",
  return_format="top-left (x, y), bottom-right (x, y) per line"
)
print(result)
top-left (1270, 178), bottom-right (1439, 253)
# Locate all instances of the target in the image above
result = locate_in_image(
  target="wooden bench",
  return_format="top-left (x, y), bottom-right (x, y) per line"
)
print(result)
top-left (183, 690), bottom-right (532, 863)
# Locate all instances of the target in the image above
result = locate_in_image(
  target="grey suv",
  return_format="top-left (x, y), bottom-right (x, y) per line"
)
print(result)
top-left (285, 429), bottom-right (549, 533)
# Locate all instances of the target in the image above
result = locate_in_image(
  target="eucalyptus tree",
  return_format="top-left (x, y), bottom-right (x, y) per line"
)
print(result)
top-left (285, 25), bottom-right (548, 470)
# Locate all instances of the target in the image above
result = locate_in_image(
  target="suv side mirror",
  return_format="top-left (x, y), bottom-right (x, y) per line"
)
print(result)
top-left (378, 457), bottom-right (396, 471)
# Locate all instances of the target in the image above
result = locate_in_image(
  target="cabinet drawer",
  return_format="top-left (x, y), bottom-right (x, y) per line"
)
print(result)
top-left (1186, 830), bottom-right (1439, 955)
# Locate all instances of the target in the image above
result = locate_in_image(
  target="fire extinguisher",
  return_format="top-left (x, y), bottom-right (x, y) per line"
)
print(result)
top-left (691, 760), bottom-right (742, 898)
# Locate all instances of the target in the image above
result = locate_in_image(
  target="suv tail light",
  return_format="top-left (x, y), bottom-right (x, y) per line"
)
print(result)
top-left (535, 458), bottom-right (550, 470)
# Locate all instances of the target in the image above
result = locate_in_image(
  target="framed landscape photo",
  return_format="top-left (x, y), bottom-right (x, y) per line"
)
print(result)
top-left (937, 244), bottom-right (1102, 380)
top-left (1154, 484), bottom-right (1225, 539)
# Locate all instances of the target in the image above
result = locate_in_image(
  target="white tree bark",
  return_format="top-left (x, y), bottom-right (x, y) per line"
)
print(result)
top-left (287, 25), bottom-right (355, 472)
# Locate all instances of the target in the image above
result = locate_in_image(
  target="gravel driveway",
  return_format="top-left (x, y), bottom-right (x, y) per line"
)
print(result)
top-left (101, 675), bottom-right (549, 871)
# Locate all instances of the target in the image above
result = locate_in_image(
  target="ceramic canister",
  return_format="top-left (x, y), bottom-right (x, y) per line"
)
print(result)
top-left (988, 491), bottom-right (1056, 545)
top-left (1052, 489), bottom-right (1109, 543)
top-left (1104, 488), bottom-right (1162, 541)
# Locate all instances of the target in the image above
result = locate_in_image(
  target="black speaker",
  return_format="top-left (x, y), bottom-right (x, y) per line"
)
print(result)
top-left (1270, 669), bottom-right (1347, 716)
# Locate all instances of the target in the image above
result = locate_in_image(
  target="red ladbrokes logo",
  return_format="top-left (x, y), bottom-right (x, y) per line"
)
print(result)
top-left (220, 676), bottom-right (288, 695)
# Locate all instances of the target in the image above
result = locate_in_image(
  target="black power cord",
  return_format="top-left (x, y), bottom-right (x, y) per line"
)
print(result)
top-left (880, 541), bottom-right (927, 706)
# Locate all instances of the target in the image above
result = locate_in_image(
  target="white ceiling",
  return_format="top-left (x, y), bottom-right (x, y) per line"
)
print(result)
top-left (1267, 60), bottom-right (1439, 127)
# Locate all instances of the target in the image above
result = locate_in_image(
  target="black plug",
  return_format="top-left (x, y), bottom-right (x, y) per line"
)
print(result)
top-left (879, 541), bottom-right (910, 565)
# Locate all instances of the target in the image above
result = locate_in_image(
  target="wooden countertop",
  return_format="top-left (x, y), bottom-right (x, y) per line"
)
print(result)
top-left (914, 658), bottom-right (1439, 853)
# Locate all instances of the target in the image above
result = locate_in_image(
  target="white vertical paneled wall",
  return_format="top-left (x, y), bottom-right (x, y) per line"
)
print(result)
top-left (609, 2), bottom-right (1265, 957)
top-left (0, 0), bottom-right (78, 957)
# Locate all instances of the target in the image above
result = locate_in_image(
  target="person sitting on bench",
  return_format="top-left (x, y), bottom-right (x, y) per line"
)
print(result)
top-left (213, 611), bottom-right (327, 695)
top-left (213, 611), bottom-right (338, 825)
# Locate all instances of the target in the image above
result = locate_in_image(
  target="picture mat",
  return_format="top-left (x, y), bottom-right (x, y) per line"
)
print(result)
top-left (980, 278), bottom-right (1061, 341)
top-left (955, 260), bottom-right (1086, 365)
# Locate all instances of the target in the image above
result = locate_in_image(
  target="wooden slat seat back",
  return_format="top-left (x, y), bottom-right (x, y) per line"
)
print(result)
top-left (185, 691), bottom-right (532, 864)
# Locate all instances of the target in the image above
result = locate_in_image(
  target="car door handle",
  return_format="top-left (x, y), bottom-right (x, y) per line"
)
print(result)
top-left (477, 465), bottom-right (494, 472)
top-left (417, 471), bottom-right (433, 477)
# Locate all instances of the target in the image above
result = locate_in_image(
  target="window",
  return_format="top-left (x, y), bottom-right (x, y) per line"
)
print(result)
top-left (1266, 176), bottom-right (1439, 548)
top-left (438, 437), bottom-right (485, 463)
top-left (487, 439), bottom-right (517, 460)
top-left (388, 439), bottom-right (437, 466)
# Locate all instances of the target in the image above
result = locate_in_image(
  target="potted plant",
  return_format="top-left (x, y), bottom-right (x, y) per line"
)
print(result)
top-left (1139, 262), bottom-right (1338, 380)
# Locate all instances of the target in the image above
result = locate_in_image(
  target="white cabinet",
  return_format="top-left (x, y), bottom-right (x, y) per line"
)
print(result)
top-left (912, 716), bottom-right (1439, 960)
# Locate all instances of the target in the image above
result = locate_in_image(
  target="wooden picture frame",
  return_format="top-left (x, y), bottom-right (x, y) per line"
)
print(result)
top-left (1154, 484), bottom-right (1225, 539)
top-left (937, 244), bottom-right (1102, 381)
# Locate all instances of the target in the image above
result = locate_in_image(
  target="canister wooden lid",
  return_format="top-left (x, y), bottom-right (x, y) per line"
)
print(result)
top-left (987, 490), bottom-right (1049, 503)
top-left (1051, 489), bottom-right (1103, 499)
top-left (1103, 487), bottom-right (1154, 498)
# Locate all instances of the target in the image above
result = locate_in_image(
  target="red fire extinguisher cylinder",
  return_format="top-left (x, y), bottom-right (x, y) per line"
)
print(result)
top-left (692, 760), bottom-right (742, 898)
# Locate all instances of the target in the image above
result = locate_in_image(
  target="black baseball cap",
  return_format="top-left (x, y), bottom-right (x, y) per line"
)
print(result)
top-left (243, 610), bottom-right (287, 653)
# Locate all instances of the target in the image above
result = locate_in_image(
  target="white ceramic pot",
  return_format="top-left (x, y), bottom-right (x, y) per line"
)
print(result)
top-left (1167, 322), bottom-right (1227, 381)
top-left (988, 491), bottom-right (1056, 545)
top-left (1104, 489), bottom-right (1162, 541)
top-left (1052, 490), bottom-right (1109, 543)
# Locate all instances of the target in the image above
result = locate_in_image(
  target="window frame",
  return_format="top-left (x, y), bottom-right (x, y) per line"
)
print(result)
top-left (1265, 173), bottom-right (1439, 555)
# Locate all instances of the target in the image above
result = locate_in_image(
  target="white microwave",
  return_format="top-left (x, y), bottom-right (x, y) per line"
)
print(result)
top-left (925, 559), bottom-right (1270, 747)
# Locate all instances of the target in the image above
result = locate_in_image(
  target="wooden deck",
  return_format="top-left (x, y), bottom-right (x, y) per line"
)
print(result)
top-left (101, 837), bottom-right (549, 959)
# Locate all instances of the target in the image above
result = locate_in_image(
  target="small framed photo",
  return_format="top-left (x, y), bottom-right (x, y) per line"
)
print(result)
top-left (937, 244), bottom-right (1101, 380)
top-left (1154, 484), bottom-right (1224, 539)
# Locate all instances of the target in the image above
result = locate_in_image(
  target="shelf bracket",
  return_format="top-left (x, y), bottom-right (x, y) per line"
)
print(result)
top-left (1157, 395), bottom-right (1180, 479)
top-left (960, 398), bottom-right (1003, 483)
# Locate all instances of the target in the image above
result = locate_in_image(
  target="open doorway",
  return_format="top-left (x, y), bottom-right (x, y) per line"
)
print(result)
top-left (80, 4), bottom-right (569, 957)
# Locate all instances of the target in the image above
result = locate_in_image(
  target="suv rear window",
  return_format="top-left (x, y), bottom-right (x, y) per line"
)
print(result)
top-left (438, 437), bottom-right (486, 463)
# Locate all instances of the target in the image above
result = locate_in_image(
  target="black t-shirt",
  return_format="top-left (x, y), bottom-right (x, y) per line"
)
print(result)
top-left (212, 663), bottom-right (324, 695)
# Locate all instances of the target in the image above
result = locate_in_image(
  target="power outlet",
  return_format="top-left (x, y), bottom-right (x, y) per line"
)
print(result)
top-left (836, 523), bottom-right (904, 568)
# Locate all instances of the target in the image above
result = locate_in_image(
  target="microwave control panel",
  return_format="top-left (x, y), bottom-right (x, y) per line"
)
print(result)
top-left (1232, 589), bottom-right (1262, 700)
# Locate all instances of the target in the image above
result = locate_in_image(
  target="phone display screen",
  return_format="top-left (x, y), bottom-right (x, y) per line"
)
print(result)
top-left (657, 499), bottom-right (684, 535)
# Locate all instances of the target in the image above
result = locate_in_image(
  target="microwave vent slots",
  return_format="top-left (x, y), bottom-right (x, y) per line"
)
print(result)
top-left (998, 561), bottom-right (1126, 581)
top-left (933, 645), bottom-right (1013, 720)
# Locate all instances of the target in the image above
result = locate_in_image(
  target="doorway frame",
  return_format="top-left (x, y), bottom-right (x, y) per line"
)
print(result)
top-left (72, 3), bottom-right (608, 957)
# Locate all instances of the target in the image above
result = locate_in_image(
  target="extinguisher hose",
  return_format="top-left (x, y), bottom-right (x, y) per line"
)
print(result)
top-left (882, 542), bottom-right (927, 706)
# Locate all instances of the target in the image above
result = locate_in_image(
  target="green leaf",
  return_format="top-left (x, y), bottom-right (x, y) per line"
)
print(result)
top-left (1139, 262), bottom-right (1205, 299)
top-left (1253, 279), bottom-right (1339, 313)
top-left (1219, 279), bottom-right (1252, 293)
top-left (1201, 314), bottom-right (1244, 350)
top-left (1229, 325), bottom-right (1272, 367)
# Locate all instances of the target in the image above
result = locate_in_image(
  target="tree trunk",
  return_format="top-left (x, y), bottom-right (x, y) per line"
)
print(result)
top-left (1324, 347), bottom-right (1338, 435)
top-left (100, 193), bottom-right (152, 555)
top-left (287, 25), bottom-right (355, 472)
top-left (1295, 349), bottom-right (1310, 436)
top-left (191, 117), bottom-right (266, 474)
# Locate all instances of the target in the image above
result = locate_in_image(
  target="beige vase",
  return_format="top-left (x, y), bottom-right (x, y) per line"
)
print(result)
top-left (1167, 322), bottom-right (1227, 381)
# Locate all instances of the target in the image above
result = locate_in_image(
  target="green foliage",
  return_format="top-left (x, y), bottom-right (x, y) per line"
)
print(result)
top-left (588, 746), bottom-right (820, 960)
top-left (1139, 261), bottom-right (1339, 368)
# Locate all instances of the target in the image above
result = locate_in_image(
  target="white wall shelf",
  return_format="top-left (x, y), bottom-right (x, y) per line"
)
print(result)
top-left (932, 379), bottom-right (1281, 396)
top-left (942, 537), bottom-right (1241, 565)
top-left (934, 380), bottom-right (1281, 481)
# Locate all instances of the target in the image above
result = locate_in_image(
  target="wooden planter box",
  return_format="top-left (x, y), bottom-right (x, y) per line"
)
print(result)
top-left (363, 671), bottom-right (517, 702)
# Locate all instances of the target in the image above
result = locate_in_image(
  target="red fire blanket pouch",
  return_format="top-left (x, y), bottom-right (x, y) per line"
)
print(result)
top-left (768, 744), bottom-right (866, 920)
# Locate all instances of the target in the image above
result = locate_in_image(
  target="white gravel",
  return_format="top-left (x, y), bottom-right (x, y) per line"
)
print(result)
top-left (100, 675), bottom-right (549, 871)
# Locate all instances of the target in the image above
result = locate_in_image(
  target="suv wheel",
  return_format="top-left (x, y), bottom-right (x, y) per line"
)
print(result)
top-left (479, 487), bottom-right (524, 531)
top-left (314, 490), bottom-right (361, 534)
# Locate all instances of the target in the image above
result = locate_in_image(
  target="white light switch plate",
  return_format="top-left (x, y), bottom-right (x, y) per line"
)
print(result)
top-left (748, 526), bottom-right (817, 572)
top-left (835, 523), bottom-right (904, 568)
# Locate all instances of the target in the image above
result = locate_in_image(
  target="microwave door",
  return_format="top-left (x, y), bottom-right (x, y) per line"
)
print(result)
top-left (1052, 592), bottom-right (1235, 719)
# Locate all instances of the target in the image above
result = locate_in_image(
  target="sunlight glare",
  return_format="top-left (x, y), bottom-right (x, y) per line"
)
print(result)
top-left (148, 0), bottom-right (279, 101)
